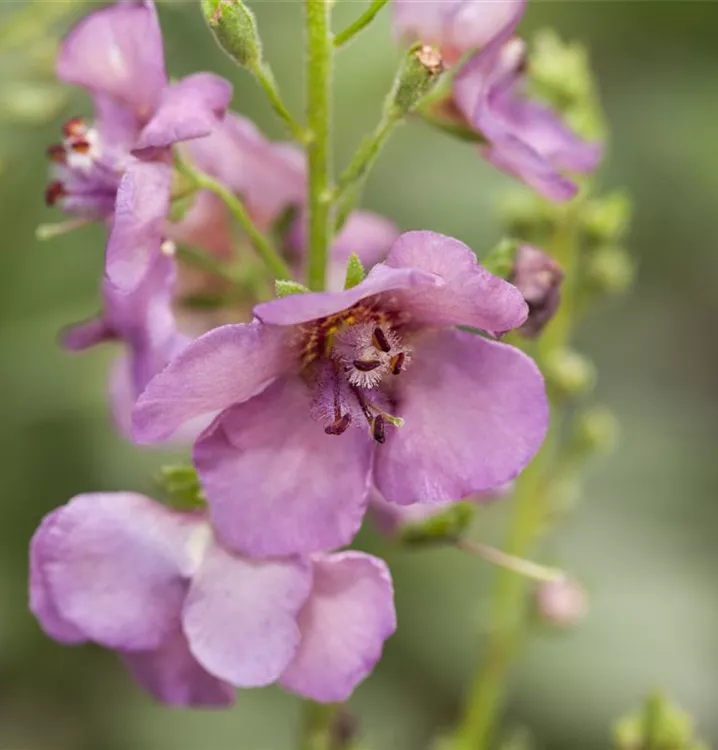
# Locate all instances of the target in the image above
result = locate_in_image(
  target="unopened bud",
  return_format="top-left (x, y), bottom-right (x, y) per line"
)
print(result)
top-left (202, 0), bottom-right (262, 70)
top-left (544, 347), bottom-right (595, 398)
top-left (582, 190), bottom-right (632, 244)
top-left (391, 44), bottom-right (444, 116)
top-left (535, 576), bottom-right (588, 629)
top-left (482, 238), bottom-right (519, 279)
top-left (573, 406), bottom-right (619, 456)
top-left (587, 246), bottom-right (635, 295)
top-left (500, 190), bottom-right (556, 241)
top-left (510, 245), bottom-right (564, 338)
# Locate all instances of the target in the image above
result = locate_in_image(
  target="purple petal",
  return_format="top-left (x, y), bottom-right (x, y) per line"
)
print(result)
top-left (384, 230), bottom-right (528, 334)
top-left (280, 552), bottom-right (396, 702)
top-left (36, 493), bottom-right (198, 651)
top-left (134, 74), bottom-right (233, 153)
top-left (123, 629), bottom-right (235, 707)
top-left (106, 160), bottom-right (172, 292)
top-left (57, 1), bottom-right (166, 118)
top-left (445, 0), bottom-right (526, 52)
top-left (109, 354), bottom-right (135, 439)
top-left (184, 113), bottom-right (305, 229)
top-left (167, 190), bottom-right (233, 258)
top-left (374, 329), bottom-right (548, 503)
top-left (253, 264), bottom-right (443, 327)
top-left (93, 93), bottom-right (141, 151)
top-left (132, 322), bottom-right (294, 444)
top-left (62, 317), bottom-right (112, 351)
top-left (194, 375), bottom-right (373, 557)
top-left (182, 541), bottom-right (311, 687)
top-left (29, 510), bottom-right (86, 645)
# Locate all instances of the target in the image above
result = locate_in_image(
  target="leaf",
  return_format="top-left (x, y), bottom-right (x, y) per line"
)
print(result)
top-left (275, 279), bottom-right (311, 297)
top-left (344, 253), bottom-right (366, 289)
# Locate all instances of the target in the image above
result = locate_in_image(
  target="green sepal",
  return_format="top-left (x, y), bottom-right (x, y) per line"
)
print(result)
top-left (481, 238), bottom-right (520, 279)
top-left (400, 502), bottom-right (475, 547)
top-left (155, 464), bottom-right (206, 511)
top-left (390, 43), bottom-right (445, 117)
top-left (201, 0), bottom-right (262, 70)
top-left (344, 253), bottom-right (366, 290)
top-left (275, 279), bottom-right (311, 298)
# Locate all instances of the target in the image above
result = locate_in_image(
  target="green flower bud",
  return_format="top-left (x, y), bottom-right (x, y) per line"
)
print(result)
top-left (573, 406), bottom-right (620, 456)
top-left (400, 502), bottom-right (475, 547)
top-left (582, 190), bottom-right (632, 244)
top-left (587, 246), bottom-right (635, 295)
top-left (344, 253), bottom-right (366, 289)
top-left (499, 190), bottom-right (556, 243)
top-left (529, 30), bottom-right (591, 112)
top-left (202, 0), bottom-right (262, 70)
top-left (543, 348), bottom-right (596, 398)
top-left (390, 44), bottom-right (445, 117)
top-left (481, 238), bottom-right (519, 279)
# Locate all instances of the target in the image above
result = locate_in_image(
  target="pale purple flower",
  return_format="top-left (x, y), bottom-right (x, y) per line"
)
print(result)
top-left (132, 231), bottom-right (548, 557)
top-left (510, 244), bottom-right (564, 337)
top-left (48, 1), bottom-right (232, 290)
top-left (535, 576), bottom-right (588, 629)
top-left (30, 492), bottom-right (396, 706)
top-left (62, 254), bottom-right (187, 436)
top-left (392, 0), bottom-right (526, 65)
top-left (454, 36), bottom-right (603, 201)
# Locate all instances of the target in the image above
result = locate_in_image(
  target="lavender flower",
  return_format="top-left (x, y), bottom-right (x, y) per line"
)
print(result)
top-left (132, 231), bottom-right (548, 557)
top-left (48, 1), bottom-right (232, 290)
top-left (30, 492), bottom-right (396, 705)
top-left (510, 244), bottom-right (564, 337)
top-left (62, 254), bottom-right (188, 436)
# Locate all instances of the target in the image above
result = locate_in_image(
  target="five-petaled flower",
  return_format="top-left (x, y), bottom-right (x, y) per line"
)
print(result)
top-left (30, 492), bottom-right (396, 706)
top-left (132, 231), bottom-right (549, 558)
top-left (46, 0), bottom-right (232, 290)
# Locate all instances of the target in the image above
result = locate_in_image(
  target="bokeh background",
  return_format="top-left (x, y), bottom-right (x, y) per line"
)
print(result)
top-left (0, 1), bottom-right (717, 748)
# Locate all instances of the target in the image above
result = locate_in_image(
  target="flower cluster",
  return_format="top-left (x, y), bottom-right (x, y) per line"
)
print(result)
top-left (30, 0), bottom-right (605, 710)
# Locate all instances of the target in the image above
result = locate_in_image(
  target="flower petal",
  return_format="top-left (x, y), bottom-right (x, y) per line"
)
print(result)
top-left (29, 510), bottom-right (86, 645)
top-left (61, 317), bottom-right (112, 351)
top-left (182, 541), bottom-right (311, 687)
top-left (37, 493), bottom-right (198, 651)
top-left (280, 552), bottom-right (396, 702)
top-left (384, 230), bottom-right (528, 334)
top-left (57, 1), bottom-right (166, 118)
top-left (134, 74), bottom-right (233, 153)
top-left (122, 629), bottom-right (235, 708)
top-left (253, 263), bottom-right (443, 327)
top-left (105, 160), bottom-right (172, 292)
top-left (132, 322), bottom-right (293, 444)
top-left (446, 0), bottom-right (526, 52)
top-left (194, 375), bottom-right (373, 557)
top-left (374, 329), bottom-right (548, 503)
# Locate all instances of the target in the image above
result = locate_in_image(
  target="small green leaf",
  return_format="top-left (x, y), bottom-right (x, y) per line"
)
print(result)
top-left (155, 464), bottom-right (206, 511)
top-left (344, 253), bottom-right (366, 289)
top-left (481, 238), bottom-right (519, 279)
top-left (400, 502), bottom-right (475, 547)
top-left (275, 279), bottom-right (311, 298)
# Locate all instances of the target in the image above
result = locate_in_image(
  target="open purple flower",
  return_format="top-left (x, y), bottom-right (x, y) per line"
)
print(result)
top-left (453, 36), bottom-right (603, 201)
top-left (48, 1), bottom-right (232, 290)
top-left (132, 231), bottom-right (548, 557)
top-left (62, 254), bottom-right (187, 436)
top-left (31, 492), bottom-right (396, 706)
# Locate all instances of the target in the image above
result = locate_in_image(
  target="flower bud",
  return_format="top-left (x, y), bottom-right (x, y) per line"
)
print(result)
top-left (573, 406), bottom-right (619, 456)
top-left (582, 190), bottom-right (632, 244)
top-left (202, 0), bottom-right (262, 70)
top-left (482, 238), bottom-right (519, 279)
top-left (543, 348), bottom-right (595, 398)
top-left (509, 245), bottom-right (564, 338)
top-left (535, 576), bottom-right (588, 629)
top-left (587, 246), bottom-right (635, 295)
top-left (390, 44), bottom-right (444, 116)
top-left (499, 190), bottom-right (556, 242)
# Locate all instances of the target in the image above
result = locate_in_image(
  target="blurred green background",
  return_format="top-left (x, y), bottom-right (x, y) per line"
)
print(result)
top-left (1, 1), bottom-right (717, 748)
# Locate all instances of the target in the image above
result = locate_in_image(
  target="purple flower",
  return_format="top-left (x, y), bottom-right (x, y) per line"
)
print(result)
top-left (30, 492), bottom-right (396, 705)
top-left (132, 231), bottom-right (548, 557)
top-left (392, 0), bottom-right (526, 66)
top-left (510, 244), bottom-right (564, 337)
top-left (49, 1), bottom-right (232, 290)
top-left (62, 253), bottom-right (187, 436)
top-left (454, 37), bottom-right (603, 201)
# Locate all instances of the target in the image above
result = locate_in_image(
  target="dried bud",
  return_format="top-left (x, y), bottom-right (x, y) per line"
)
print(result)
top-left (535, 576), bottom-right (588, 629)
top-left (391, 44), bottom-right (444, 116)
top-left (510, 245), bottom-right (564, 337)
top-left (202, 0), bottom-right (262, 70)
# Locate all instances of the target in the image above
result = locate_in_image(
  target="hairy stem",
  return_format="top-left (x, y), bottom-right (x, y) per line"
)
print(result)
top-left (305, 0), bottom-right (333, 291)
top-left (254, 62), bottom-right (308, 142)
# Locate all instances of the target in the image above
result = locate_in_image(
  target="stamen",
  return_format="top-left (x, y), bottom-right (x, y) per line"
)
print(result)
top-left (45, 181), bottom-right (66, 206)
top-left (46, 143), bottom-right (66, 164)
top-left (372, 326), bottom-right (391, 353)
top-left (62, 116), bottom-right (87, 139)
top-left (353, 359), bottom-right (382, 372)
top-left (372, 414), bottom-right (386, 444)
top-left (325, 413), bottom-right (352, 436)
top-left (390, 352), bottom-right (406, 375)
top-left (70, 139), bottom-right (92, 155)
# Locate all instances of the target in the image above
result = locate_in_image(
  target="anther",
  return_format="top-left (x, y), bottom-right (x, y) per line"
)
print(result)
top-left (390, 352), bottom-right (405, 375)
top-left (353, 359), bottom-right (382, 372)
top-left (70, 139), bottom-right (92, 155)
top-left (46, 143), bottom-right (66, 164)
top-left (325, 413), bottom-right (352, 436)
top-left (62, 116), bottom-right (87, 139)
top-left (45, 181), bottom-right (66, 206)
top-left (372, 327), bottom-right (391, 353)
top-left (372, 414), bottom-right (386, 444)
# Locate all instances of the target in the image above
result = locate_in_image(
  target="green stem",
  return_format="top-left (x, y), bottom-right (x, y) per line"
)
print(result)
top-left (417, 109), bottom-right (486, 144)
top-left (299, 702), bottom-right (340, 750)
top-left (305, 0), bottom-right (334, 291)
top-left (334, 0), bottom-right (389, 49)
top-left (175, 244), bottom-right (238, 286)
top-left (180, 164), bottom-right (292, 281)
top-left (253, 62), bottom-right (308, 142)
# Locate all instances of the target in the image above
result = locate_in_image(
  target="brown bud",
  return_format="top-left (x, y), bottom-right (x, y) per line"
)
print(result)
top-left (510, 245), bottom-right (564, 338)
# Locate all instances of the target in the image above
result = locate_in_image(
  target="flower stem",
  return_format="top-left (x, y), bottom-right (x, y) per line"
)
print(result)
top-left (299, 702), bottom-right (340, 750)
top-left (179, 162), bottom-right (293, 281)
top-left (253, 62), bottom-right (308, 143)
top-left (456, 537), bottom-right (561, 583)
top-left (305, 0), bottom-right (334, 291)
top-left (334, 0), bottom-right (389, 49)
